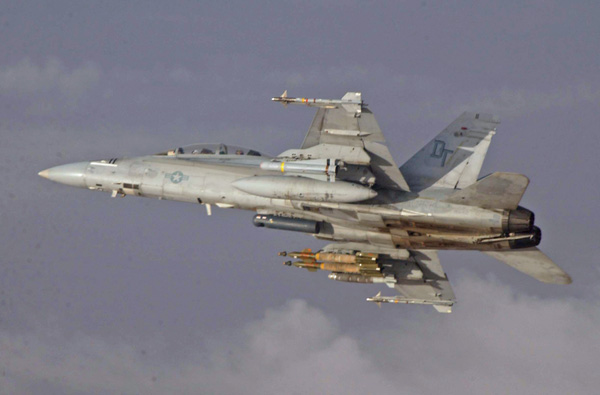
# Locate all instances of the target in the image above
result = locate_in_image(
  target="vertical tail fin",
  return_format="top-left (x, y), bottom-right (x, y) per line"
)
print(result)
top-left (400, 112), bottom-right (499, 192)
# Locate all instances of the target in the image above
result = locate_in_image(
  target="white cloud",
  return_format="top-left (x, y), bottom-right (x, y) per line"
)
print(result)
top-left (264, 64), bottom-right (371, 88)
top-left (0, 58), bottom-right (101, 100)
top-left (1, 276), bottom-right (599, 394)
top-left (369, 274), bottom-right (600, 394)
top-left (0, 58), bottom-right (101, 116)
top-left (168, 67), bottom-right (199, 84)
top-left (263, 62), bottom-right (600, 120)
top-left (454, 85), bottom-right (600, 117)
top-left (0, 300), bottom-right (397, 394)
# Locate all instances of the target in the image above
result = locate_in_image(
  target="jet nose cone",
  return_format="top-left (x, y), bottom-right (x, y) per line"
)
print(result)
top-left (38, 161), bottom-right (89, 188)
top-left (38, 169), bottom-right (50, 179)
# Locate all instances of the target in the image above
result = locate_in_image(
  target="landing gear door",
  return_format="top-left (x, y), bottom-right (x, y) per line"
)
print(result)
top-left (122, 163), bottom-right (144, 196)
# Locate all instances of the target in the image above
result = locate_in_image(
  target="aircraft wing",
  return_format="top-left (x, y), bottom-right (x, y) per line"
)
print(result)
top-left (386, 249), bottom-right (456, 313)
top-left (273, 91), bottom-right (411, 191)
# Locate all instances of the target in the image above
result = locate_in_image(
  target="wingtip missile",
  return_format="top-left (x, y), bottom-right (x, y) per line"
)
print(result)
top-left (271, 91), bottom-right (363, 115)
top-left (373, 291), bottom-right (382, 308)
top-left (272, 90), bottom-right (289, 107)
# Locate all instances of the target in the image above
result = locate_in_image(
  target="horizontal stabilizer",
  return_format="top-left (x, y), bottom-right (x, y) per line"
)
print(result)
top-left (484, 247), bottom-right (572, 284)
top-left (442, 172), bottom-right (529, 209)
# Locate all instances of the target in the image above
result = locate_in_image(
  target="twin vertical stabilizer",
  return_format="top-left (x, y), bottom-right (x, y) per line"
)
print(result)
top-left (400, 112), bottom-right (499, 192)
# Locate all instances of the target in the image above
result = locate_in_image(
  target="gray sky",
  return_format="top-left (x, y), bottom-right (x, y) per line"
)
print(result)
top-left (1, 1), bottom-right (599, 393)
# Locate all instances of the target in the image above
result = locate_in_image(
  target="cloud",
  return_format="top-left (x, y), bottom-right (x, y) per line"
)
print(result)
top-left (370, 274), bottom-right (600, 394)
top-left (168, 67), bottom-right (199, 84)
top-left (453, 84), bottom-right (600, 117)
top-left (264, 64), bottom-right (371, 88)
top-left (0, 58), bottom-right (101, 100)
top-left (0, 58), bottom-right (101, 116)
top-left (263, 62), bottom-right (600, 120)
top-left (0, 300), bottom-right (396, 395)
top-left (1, 275), bottom-right (599, 394)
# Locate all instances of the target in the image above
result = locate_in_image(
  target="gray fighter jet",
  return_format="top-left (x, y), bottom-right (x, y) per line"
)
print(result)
top-left (39, 91), bottom-right (571, 312)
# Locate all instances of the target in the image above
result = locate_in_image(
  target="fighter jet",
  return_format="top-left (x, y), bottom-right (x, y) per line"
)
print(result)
top-left (39, 91), bottom-right (571, 312)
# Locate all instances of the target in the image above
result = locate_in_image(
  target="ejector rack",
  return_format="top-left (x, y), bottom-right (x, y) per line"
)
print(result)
top-left (279, 249), bottom-right (396, 284)
top-left (279, 248), bottom-right (454, 312)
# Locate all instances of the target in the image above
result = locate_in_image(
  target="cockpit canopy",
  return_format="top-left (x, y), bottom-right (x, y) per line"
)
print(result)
top-left (156, 143), bottom-right (268, 157)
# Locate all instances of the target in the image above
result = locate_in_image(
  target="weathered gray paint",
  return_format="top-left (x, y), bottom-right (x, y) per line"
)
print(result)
top-left (39, 92), bottom-right (571, 312)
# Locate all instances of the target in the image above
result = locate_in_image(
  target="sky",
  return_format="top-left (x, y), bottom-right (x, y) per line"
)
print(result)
top-left (1, 1), bottom-right (599, 394)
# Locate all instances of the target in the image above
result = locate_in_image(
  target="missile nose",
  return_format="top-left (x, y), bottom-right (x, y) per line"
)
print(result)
top-left (38, 161), bottom-right (90, 188)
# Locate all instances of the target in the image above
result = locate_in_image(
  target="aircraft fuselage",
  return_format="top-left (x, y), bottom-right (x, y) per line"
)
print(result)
top-left (39, 154), bottom-right (540, 251)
